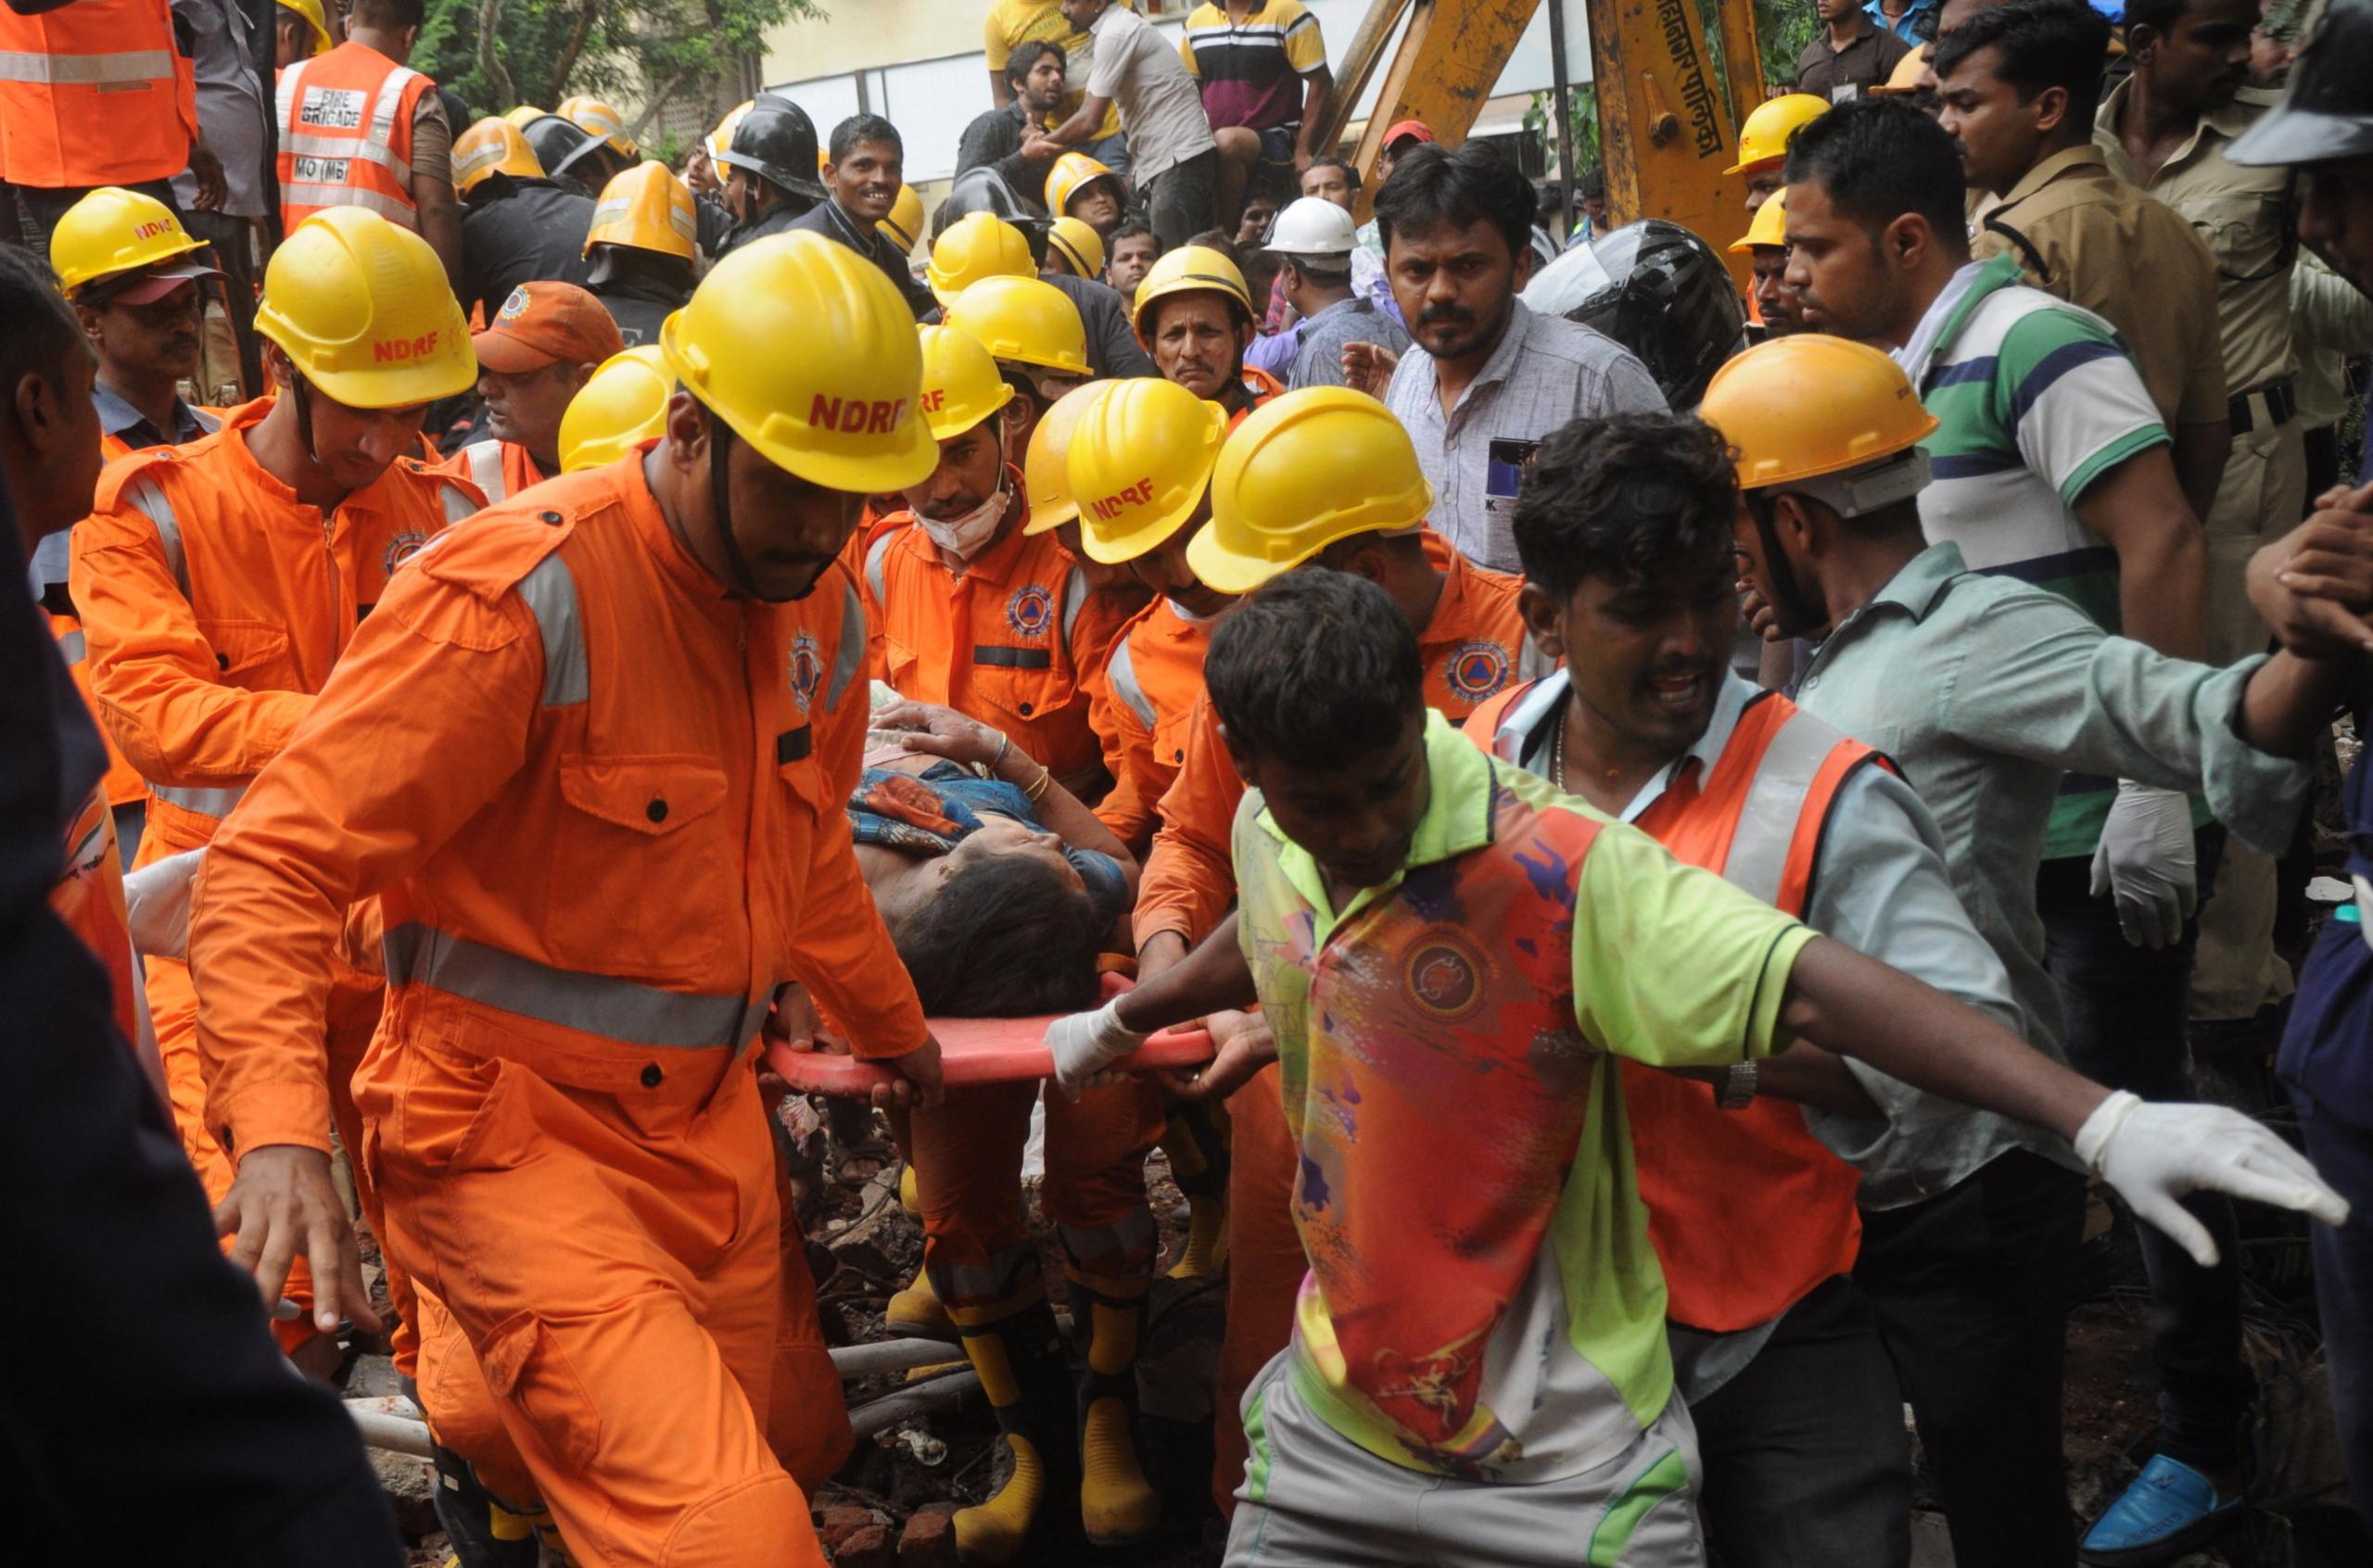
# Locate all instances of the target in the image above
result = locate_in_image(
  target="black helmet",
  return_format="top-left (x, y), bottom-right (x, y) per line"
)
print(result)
top-left (935, 165), bottom-right (1051, 256)
top-left (714, 93), bottom-right (826, 204)
top-left (2228, 0), bottom-right (2373, 168)
top-left (1523, 218), bottom-right (1745, 409)
top-left (520, 114), bottom-right (604, 183)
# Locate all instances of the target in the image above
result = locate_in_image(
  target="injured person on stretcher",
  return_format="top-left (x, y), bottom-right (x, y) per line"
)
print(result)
top-left (850, 699), bottom-right (1138, 1018)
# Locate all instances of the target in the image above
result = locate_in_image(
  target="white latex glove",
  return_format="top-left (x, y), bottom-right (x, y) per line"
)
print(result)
top-left (2089, 782), bottom-right (2197, 948)
top-left (2075, 1090), bottom-right (2351, 1266)
top-left (122, 847), bottom-right (205, 960)
top-left (1045, 999), bottom-right (1149, 1102)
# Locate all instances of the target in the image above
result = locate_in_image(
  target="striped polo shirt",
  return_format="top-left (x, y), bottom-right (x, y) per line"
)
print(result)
top-left (1179, 0), bottom-right (1327, 132)
top-left (1897, 251), bottom-right (2176, 858)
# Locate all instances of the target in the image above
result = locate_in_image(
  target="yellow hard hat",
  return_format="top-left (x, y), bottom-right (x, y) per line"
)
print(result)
top-left (1063, 377), bottom-right (1228, 565)
top-left (926, 211), bottom-right (1034, 309)
top-left (1724, 94), bottom-right (1830, 175)
top-left (558, 345), bottom-right (673, 473)
top-left (1698, 335), bottom-right (1939, 491)
top-left (1730, 187), bottom-right (1787, 255)
top-left (1131, 245), bottom-right (1252, 347)
top-left (706, 100), bottom-right (754, 162)
top-left (273, 0), bottom-right (330, 56)
top-left (1022, 381), bottom-right (1115, 534)
top-left (1189, 387), bottom-right (1435, 594)
top-left (48, 184), bottom-right (207, 299)
top-left (505, 105), bottom-right (549, 130)
top-left (585, 160), bottom-right (698, 261)
top-left (254, 208), bottom-right (476, 408)
top-left (1047, 215), bottom-right (1105, 281)
top-left (879, 183), bottom-right (925, 254)
top-left (1044, 151), bottom-right (1121, 219)
top-left (658, 231), bottom-right (937, 493)
top-left (943, 274), bottom-right (1090, 377)
top-left (453, 118), bottom-right (544, 197)
top-left (916, 323), bottom-right (1017, 443)
top-left (1872, 45), bottom-right (1933, 95)
top-left (558, 95), bottom-right (639, 158)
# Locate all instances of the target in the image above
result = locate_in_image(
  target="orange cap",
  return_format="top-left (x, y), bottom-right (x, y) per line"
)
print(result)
top-left (472, 281), bottom-right (626, 373)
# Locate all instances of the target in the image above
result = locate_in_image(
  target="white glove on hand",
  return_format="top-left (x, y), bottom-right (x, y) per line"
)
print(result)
top-left (2075, 1091), bottom-right (2351, 1267)
top-left (122, 847), bottom-right (205, 960)
top-left (1045, 999), bottom-right (1150, 1101)
top-left (2090, 782), bottom-right (2197, 948)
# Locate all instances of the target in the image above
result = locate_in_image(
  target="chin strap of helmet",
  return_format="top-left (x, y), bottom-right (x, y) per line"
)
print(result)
top-left (288, 370), bottom-right (323, 468)
top-left (704, 407), bottom-right (768, 601)
top-left (1746, 489), bottom-right (1825, 638)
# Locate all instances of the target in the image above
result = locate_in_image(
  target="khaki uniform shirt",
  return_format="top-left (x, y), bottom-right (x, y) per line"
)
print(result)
top-left (1972, 145), bottom-right (2227, 428)
top-left (2096, 81), bottom-right (2298, 396)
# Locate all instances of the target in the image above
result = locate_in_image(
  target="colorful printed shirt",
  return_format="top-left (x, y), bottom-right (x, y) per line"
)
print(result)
top-left (1178, 0), bottom-right (1327, 132)
top-left (1233, 711), bottom-right (1814, 1482)
top-left (1896, 250), bottom-right (2175, 858)
top-left (847, 760), bottom-right (1129, 928)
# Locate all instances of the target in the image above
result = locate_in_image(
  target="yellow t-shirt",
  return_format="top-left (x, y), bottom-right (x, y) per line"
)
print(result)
top-left (983, 0), bottom-right (1131, 144)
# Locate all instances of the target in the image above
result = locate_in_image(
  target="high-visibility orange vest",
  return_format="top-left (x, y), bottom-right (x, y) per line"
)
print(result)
top-left (1466, 682), bottom-right (1872, 1333)
top-left (433, 437), bottom-right (540, 509)
top-left (0, 0), bottom-right (196, 189)
top-left (273, 41), bottom-right (431, 232)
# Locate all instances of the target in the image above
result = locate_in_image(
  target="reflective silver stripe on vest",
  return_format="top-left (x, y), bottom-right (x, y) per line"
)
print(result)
top-left (863, 525), bottom-right (899, 605)
top-left (1721, 708), bottom-right (1853, 906)
top-left (462, 442), bottom-right (507, 508)
top-left (1060, 563), bottom-right (1088, 648)
top-left (383, 923), bottom-right (767, 1050)
top-left (443, 476), bottom-right (484, 526)
top-left (154, 782), bottom-right (247, 817)
top-left (364, 65), bottom-right (422, 183)
top-left (282, 183), bottom-right (416, 222)
top-left (0, 48), bottom-right (174, 85)
top-left (57, 628), bottom-right (86, 664)
top-left (273, 55), bottom-right (303, 129)
top-left (515, 553), bottom-right (589, 707)
top-left (826, 575), bottom-right (864, 713)
top-left (1104, 635), bottom-right (1156, 730)
top-left (123, 476), bottom-right (189, 599)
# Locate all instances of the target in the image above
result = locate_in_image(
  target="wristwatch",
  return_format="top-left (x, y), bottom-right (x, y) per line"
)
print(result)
top-left (1715, 1059), bottom-right (1759, 1111)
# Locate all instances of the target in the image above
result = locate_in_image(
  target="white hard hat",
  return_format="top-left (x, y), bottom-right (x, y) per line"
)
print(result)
top-left (1264, 196), bottom-right (1357, 259)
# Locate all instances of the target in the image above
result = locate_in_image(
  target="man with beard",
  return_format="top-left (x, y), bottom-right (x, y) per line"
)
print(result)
top-left (1366, 143), bottom-right (1665, 574)
top-left (788, 115), bottom-right (936, 319)
top-left (960, 41), bottom-right (1072, 196)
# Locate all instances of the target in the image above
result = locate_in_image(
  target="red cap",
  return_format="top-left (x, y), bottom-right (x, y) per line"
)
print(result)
top-left (1381, 119), bottom-right (1436, 148)
top-left (471, 281), bottom-right (625, 373)
top-left (90, 259), bottom-right (224, 307)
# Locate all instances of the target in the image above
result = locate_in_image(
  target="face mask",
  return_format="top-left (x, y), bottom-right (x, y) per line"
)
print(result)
top-left (917, 479), bottom-right (1008, 563)
top-left (1165, 595), bottom-right (1225, 625)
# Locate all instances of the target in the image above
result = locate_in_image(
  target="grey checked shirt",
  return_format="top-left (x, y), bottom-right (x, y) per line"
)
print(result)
top-left (1382, 299), bottom-right (1667, 573)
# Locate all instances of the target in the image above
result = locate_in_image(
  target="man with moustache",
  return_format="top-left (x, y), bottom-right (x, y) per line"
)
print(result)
top-left (787, 115), bottom-right (936, 320)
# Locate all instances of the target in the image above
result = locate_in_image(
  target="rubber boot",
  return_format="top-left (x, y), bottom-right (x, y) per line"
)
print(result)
top-left (1161, 1100), bottom-right (1231, 1279)
top-left (951, 1296), bottom-right (1079, 1565)
top-left (428, 1441), bottom-right (539, 1568)
top-left (888, 1164), bottom-right (958, 1339)
top-left (1068, 1269), bottom-right (1161, 1549)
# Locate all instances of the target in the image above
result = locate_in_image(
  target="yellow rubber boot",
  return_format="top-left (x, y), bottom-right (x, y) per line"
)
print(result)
top-left (1069, 1270), bottom-right (1161, 1548)
top-left (1160, 1102), bottom-right (1232, 1279)
top-left (886, 1259), bottom-right (957, 1339)
top-left (950, 1296), bottom-right (1075, 1565)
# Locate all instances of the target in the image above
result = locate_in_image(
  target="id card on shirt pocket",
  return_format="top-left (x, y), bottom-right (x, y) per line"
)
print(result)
top-left (1484, 437), bottom-right (1542, 521)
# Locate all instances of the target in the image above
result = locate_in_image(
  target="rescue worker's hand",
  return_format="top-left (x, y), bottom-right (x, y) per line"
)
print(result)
top-left (1341, 339), bottom-right (1400, 397)
top-left (189, 141), bottom-right (227, 212)
top-left (2075, 1090), bottom-right (2350, 1267)
top-left (874, 1034), bottom-right (945, 1110)
top-left (1737, 580), bottom-right (1783, 644)
top-left (873, 699), bottom-right (1005, 770)
top-left (1135, 931), bottom-right (1189, 986)
top-left (1047, 998), bottom-right (1151, 1101)
top-left (2250, 484), bottom-right (2373, 658)
top-left (1022, 131), bottom-right (1065, 164)
top-left (2089, 782), bottom-right (2197, 948)
top-left (216, 1144), bottom-right (379, 1336)
top-left (1160, 1008), bottom-right (1275, 1101)
top-left (766, 981), bottom-right (849, 1055)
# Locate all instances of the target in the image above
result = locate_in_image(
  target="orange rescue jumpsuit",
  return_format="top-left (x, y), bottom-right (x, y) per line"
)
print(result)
top-left (436, 436), bottom-right (544, 508)
top-left (69, 395), bottom-right (481, 1352)
top-left (1173, 542), bottom-right (1537, 1511)
top-left (1089, 596), bottom-right (1219, 849)
top-left (188, 456), bottom-right (927, 1566)
top-left (863, 476), bottom-right (1106, 794)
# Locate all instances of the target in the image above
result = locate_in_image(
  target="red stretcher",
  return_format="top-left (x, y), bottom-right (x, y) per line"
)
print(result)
top-left (764, 975), bottom-right (1213, 1096)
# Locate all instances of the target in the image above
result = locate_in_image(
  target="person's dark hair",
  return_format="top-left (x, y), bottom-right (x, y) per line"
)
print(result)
top-left (1512, 413), bottom-right (1739, 601)
top-left (1580, 166), bottom-right (1606, 201)
top-left (1931, 0), bottom-right (2113, 127)
top-left (891, 854), bottom-right (1103, 1017)
top-left (1004, 38), bottom-right (1064, 92)
top-left (1185, 228), bottom-right (1239, 259)
top-left (0, 246), bottom-right (82, 405)
top-left (2121, 0), bottom-right (2189, 35)
top-left (1783, 96), bottom-right (1970, 257)
top-left (1108, 219), bottom-right (1160, 257)
top-left (1306, 155), bottom-right (1361, 194)
top-left (1206, 571), bottom-right (1423, 771)
top-left (1373, 142), bottom-right (1535, 266)
top-left (831, 114), bottom-right (903, 164)
top-left (1281, 254), bottom-right (1351, 289)
top-left (347, 0), bottom-right (423, 30)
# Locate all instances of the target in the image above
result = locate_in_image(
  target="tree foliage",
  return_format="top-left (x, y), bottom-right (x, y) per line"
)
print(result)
top-left (417, 0), bottom-right (826, 123)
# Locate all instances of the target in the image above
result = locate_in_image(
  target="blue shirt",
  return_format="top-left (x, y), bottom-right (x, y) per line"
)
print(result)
top-left (1862, 0), bottom-right (1935, 42)
top-left (847, 760), bottom-right (1130, 928)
